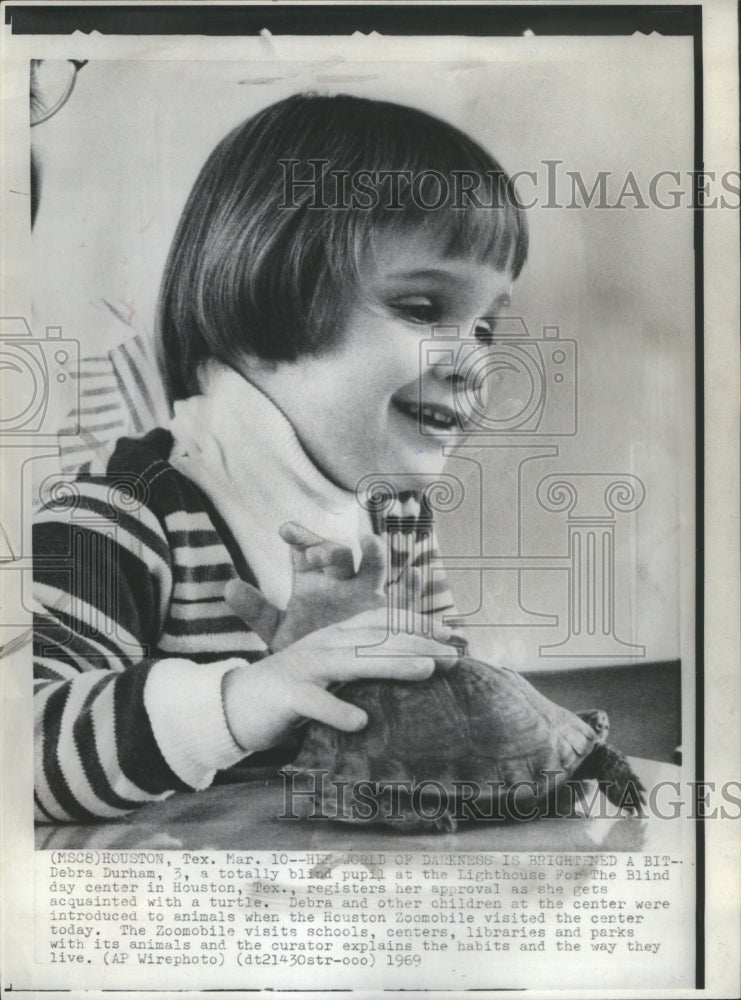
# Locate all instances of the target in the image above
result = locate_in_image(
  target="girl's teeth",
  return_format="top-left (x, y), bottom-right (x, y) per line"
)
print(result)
top-left (395, 399), bottom-right (458, 429)
top-left (421, 405), bottom-right (454, 427)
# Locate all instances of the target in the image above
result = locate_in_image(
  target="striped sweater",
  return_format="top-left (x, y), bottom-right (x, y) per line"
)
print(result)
top-left (33, 429), bottom-right (454, 823)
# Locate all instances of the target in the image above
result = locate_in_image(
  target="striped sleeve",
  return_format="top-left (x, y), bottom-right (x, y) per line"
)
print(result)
top-left (383, 506), bottom-right (458, 616)
top-left (383, 503), bottom-right (467, 655)
top-left (33, 479), bottom-right (245, 823)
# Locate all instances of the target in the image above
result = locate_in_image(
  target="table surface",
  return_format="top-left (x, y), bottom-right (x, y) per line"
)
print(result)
top-left (36, 757), bottom-right (683, 854)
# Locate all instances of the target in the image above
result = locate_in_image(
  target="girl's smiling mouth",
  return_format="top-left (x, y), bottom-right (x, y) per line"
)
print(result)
top-left (392, 396), bottom-right (458, 431)
top-left (391, 391), bottom-right (475, 435)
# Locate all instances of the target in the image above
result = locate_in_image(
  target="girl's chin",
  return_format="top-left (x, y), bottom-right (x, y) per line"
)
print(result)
top-left (381, 450), bottom-right (450, 485)
top-left (348, 443), bottom-right (451, 494)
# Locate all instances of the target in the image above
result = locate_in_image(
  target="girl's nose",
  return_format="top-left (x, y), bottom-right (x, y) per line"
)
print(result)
top-left (425, 331), bottom-right (486, 385)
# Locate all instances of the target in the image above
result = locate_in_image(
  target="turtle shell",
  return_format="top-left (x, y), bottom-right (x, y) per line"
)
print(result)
top-left (293, 657), bottom-right (597, 797)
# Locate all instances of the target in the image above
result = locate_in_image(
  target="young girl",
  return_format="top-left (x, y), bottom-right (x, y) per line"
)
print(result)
top-left (33, 93), bottom-right (528, 823)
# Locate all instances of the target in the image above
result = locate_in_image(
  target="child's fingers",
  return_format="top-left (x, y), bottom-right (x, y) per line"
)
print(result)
top-left (292, 682), bottom-right (368, 732)
top-left (225, 579), bottom-right (280, 646)
top-left (279, 522), bottom-right (325, 549)
top-left (313, 631), bottom-right (453, 670)
top-left (285, 648), bottom-right (438, 688)
top-left (325, 655), bottom-right (438, 684)
top-left (280, 521), bottom-right (356, 579)
top-left (328, 607), bottom-right (452, 643)
top-left (357, 535), bottom-right (386, 590)
top-left (280, 522), bottom-right (324, 575)
top-left (306, 543), bottom-right (356, 580)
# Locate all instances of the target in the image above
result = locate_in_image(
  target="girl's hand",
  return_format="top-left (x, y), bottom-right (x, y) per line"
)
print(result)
top-left (221, 607), bottom-right (452, 753)
top-left (225, 522), bottom-right (422, 651)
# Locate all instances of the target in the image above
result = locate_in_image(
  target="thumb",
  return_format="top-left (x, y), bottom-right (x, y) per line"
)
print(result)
top-left (225, 578), bottom-right (280, 646)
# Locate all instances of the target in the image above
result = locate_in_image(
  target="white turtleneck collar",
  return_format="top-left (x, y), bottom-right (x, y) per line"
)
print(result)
top-left (169, 362), bottom-right (369, 610)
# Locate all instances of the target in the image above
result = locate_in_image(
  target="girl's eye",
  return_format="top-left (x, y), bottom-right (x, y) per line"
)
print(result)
top-left (474, 318), bottom-right (496, 343)
top-left (392, 298), bottom-right (441, 325)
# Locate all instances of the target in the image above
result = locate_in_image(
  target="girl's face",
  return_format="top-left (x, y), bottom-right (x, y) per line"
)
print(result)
top-left (244, 230), bottom-right (514, 492)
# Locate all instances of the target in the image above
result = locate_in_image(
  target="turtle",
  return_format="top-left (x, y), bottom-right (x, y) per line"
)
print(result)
top-left (286, 657), bottom-right (646, 832)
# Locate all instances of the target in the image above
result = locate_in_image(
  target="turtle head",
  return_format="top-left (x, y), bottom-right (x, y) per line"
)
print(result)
top-left (577, 708), bottom-right (610, 744)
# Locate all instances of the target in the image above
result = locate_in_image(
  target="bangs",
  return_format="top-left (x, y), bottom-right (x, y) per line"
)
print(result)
top-left (368, 190), bottom-right (527, 276)
top-left (282, 95), bottom-right (529, 277)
